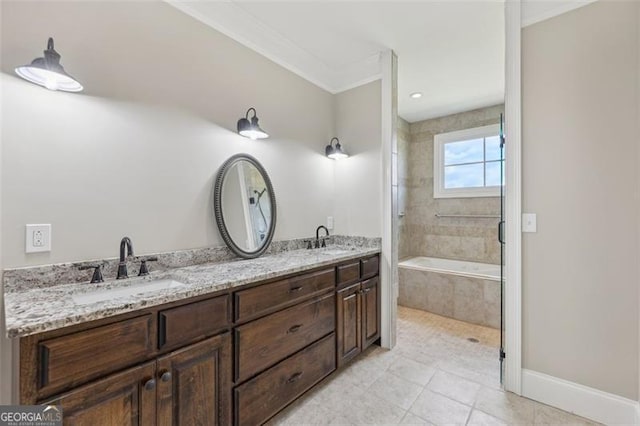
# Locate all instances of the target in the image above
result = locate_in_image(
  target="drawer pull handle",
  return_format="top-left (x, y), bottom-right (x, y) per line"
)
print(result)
top-left (288, 324), bottom-right (302, 333)
top-left (287, 372), bottom-right (303, 383)
top-left (144, 378), bottom-right (156, 391)
top-left (160, 371), bottom-right (172, 382)
top-left (289, 286), bottom-right (303, 293)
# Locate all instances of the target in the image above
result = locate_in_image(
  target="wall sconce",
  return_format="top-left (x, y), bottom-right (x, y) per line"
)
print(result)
top-left (15, 37), bottom-right (83, 92)
top-left (325, 137), bottom-right (349, 160)
top-left (237, 108), bottom-right (269, 140)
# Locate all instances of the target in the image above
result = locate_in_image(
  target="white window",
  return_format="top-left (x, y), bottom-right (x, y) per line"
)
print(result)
top-left (433, 124), bottom-right (503, 198)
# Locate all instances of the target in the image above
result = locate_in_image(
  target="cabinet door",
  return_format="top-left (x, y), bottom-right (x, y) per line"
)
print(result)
top-left (361, 277), bottom-right (380, 349)
top-left (45, 362), bottom-right (156, 426)
top-left (157, 333), bottom-right (232, 426)
top-left (336, 283), bottom-right (361, 367)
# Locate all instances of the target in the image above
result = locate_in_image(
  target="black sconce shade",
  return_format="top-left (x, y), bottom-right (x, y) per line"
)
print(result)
top-left (237, 108), bottom-right (269, 140)
top-left (325, 137), bottom-right (349, 160)
top-left (15, 37), bottom-right (83, 92)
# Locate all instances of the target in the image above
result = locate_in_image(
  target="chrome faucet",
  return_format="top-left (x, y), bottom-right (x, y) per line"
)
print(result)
top-left (117, 237), bottom-right (134, 279)
top-left (315, 226), bottom-right (329, 248)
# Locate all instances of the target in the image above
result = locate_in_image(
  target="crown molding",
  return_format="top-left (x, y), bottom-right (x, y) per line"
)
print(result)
top-left (166, 1), bottom-right (382, 94)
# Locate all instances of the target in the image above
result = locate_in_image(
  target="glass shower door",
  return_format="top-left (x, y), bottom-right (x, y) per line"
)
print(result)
top-left (499, 114), bottom-right (506, 383)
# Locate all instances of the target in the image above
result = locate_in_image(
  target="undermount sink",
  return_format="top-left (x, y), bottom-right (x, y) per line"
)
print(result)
top-left (72, 279), bottom-right (186, 305)
top-left (319, 249), bottom-right (354, 256)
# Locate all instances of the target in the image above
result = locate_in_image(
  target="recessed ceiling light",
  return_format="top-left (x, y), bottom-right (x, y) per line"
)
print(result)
top-left (410, 92), bottom-right (422, 99)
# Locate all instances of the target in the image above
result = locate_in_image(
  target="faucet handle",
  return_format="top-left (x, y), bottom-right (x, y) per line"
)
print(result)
top-left (78, 264), bottom-right (104, 283)
top-left (321, 238), bottom-right (326, 248)
top-left (303, 240), bottom-right (313, 250)
top-left (138, 256), bottom-right (158, 276)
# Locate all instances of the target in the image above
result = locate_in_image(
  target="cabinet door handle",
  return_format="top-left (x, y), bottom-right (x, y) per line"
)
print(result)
top-left (362, 288), bottom-right (372, 294)
top-left (288, 324), bottom-right (302, 333)
top-left (289, 286), bottom-right (303, 293)
top-left (144, 378), bottom-right (156, 391)
top-left (287, 372), bottom-right (303, 383)
top-left (160, 371), bottom-right (172, 382)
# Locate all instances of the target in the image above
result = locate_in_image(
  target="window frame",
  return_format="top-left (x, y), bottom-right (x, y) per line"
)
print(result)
top-left (433, 123), bottom-right (502, 199)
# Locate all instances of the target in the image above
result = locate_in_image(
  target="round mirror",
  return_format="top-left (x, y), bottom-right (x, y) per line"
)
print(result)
top-left (213, 154), bottom-right (276, 258)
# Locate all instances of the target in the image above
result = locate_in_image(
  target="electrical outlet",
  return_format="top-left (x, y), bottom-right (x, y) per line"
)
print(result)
top-left (26, 224), bottom-right (51, 253)
top-left (327, 216), bottom-right (334, 230)
top-left (33, 230), bottom-right (44, 247)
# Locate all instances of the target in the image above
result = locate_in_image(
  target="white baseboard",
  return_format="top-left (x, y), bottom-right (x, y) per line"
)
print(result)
top-left (522, 369), bottom-right (638, 425)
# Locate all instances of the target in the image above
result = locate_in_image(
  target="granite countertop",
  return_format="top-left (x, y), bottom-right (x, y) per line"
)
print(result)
top-left (4, 245), bottom-right (380, 338)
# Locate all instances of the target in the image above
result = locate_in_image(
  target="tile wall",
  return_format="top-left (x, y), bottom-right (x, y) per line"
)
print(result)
top-left (398, 105), bottom-right (504, 264)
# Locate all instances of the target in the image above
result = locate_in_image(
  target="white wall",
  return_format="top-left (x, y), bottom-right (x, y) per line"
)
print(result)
top-left (0, 0), bottom-right (339, 268)
top-left (522, 0), bottom-right (639, 400)
top-left (333, 81), bottom-right (382, 237)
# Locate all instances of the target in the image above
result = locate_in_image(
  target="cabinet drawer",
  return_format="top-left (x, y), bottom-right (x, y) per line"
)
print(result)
top-left (336, 261), bottom-right (360, 287)
top-left (234, 268), bottom-right (334, 322)
top-left (159, 294), bottom-right (230, 350)
top-left (38, 314), bottom-right (154, 395)
top-left (361, 255), bottom-right (379, 280)
top-left (234, 333), bottom-right (335, 426)
top-left (235, 292), bottom-right (335, 383)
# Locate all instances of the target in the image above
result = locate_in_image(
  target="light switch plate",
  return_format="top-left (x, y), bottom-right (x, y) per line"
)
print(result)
top-left (26, 224), bottom-right (51, 253)
top-left (522, 213), bottom-right (537, 233)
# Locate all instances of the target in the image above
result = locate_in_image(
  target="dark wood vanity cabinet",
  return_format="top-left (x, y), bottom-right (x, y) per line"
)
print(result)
top-left (20, 253), bottom-right (379, 426)
top-left (43, 333), bottom-right (231, 426)
top-left (45, 361), bottom-right (158, 426)
top-left (156, 334), bottom-right (232, 426)
top-left (337, 257), bottom-right (381, 367)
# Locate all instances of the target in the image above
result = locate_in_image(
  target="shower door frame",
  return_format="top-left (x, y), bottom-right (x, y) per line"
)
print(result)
top-left (501, 0), bottom-right (523, 395)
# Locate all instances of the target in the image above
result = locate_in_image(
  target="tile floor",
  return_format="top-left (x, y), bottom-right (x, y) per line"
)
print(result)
top-left (269, 306), bottom-right (599, 426)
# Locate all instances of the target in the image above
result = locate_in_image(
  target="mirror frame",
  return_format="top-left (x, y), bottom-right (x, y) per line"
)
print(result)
top-left (213, 153), bottom-right (277, 259)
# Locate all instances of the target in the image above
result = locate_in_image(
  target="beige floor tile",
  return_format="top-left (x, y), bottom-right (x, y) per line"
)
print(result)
top-left (339, 392), bottom-right (406, 425)
top-left (270, 400), bottom-right (339, 425)
top-left (310, 378), bottom-right (365, 413)
top-left (400, 412), bottom-right (433, 425)
top-left (427, 370), bottom-right (482, 406)
top-left (395, 344), bottom-right (441, 368)
top-left (388, 355), bottom-right (437, 386)
top-left (440, 365), bottom-right (500, 390)
top-left (368, 371), bottom-right (424, 410)
top-left (534, 403), bottom-right (602, 425)
top-left (409, 389), bottom-right (471, 425)
top-left (467, 409), bottom-right (508, 426)
top-left (359, 345), bottom-right (400, 370)
top-left (341, 360), bottom-right (388, 389)
top-left (474, 387), bottom-right (537, 424)
top-left (326, 415), bottom-right (353, 425)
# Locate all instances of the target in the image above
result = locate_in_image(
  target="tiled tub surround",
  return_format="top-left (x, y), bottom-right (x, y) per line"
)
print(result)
top-left (398, 257), bottom-right (501, 329)
top-left (3, 236), bottom-right (380, 338)
top-left (398, 105), bottom-right (504, 264)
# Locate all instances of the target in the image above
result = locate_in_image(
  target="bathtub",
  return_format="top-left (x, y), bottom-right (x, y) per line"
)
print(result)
top-left (399, 257), bottom-right (500, 281)
top-left (398, 256), bottom-right (501, 329)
